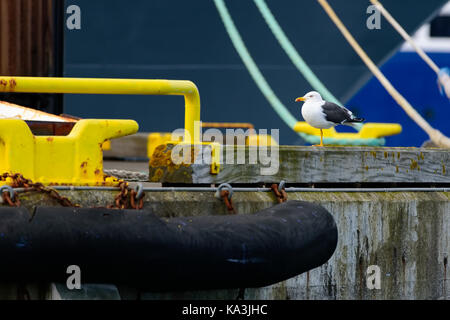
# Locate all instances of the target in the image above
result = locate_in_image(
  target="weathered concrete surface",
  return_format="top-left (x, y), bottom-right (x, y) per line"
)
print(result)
top-left (149, 145), bottom-right (450, 184)
top-left (103, 133), bottom-right (149, 159)
top-left (0, 190), bottom-right (449, 299)
top-left (246, 192), bottom-right (450, 300)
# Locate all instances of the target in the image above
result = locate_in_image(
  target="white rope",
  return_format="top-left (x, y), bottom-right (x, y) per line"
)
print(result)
top-left (369, 0), bottom-right (440, 74)
top-left (317, 0), bottom-right (450, 148)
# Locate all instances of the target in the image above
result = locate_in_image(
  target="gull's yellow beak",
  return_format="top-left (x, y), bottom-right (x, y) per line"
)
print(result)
top-left (295, 97), bottom-right (306, 102)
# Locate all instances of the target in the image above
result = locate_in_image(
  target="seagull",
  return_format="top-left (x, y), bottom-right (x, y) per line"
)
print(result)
top-left (295, 91), bottom-right (365, 146)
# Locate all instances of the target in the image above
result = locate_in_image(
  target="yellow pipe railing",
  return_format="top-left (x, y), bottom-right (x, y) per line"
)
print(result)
top-left (0, 76), bottom-right (201, 143)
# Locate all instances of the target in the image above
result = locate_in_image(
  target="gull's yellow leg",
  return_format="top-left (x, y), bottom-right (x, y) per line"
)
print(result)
top-left (313, 129), bottom-right (325, 147)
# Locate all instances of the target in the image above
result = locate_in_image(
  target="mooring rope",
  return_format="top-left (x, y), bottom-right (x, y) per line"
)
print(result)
top-left (369, 0), bottom-right (450, 99)
top-left (253, 0), bottom-right (340, 104)
top-left (317, 0), bottom-right (450, 148)
top-left (213, 0), bottom-right (313, 143)
top-left (369, 0), bottom-right (440, 74)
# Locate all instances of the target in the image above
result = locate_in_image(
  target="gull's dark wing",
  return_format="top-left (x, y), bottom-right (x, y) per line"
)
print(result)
top-left (321, 102), bottom-right (355, 124)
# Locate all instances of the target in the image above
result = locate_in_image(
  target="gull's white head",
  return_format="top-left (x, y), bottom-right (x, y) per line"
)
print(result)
top-left (295, 91), bottom-right (323, 103)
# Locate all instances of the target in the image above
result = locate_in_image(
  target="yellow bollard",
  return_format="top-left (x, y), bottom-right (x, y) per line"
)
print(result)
top-left (0, 119), bottom-right (138, 186)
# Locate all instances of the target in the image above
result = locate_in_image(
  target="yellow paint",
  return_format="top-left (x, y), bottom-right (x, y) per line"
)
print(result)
top-left (246, 134), bottom-right (278, 146)
top-left (0, 76), bottom-right (201, 143)
top-left (293, 122), bottom-right (402, 140)
top-left (210, 142), bottom-right (221, 174)
top-left (0, 119), bottom-right (138, 186)
top-left (102, 140), bottom-right (111, 151)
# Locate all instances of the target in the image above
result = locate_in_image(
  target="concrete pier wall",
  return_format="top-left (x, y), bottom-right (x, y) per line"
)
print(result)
top-left (1, 190), bottom-right (449, 299)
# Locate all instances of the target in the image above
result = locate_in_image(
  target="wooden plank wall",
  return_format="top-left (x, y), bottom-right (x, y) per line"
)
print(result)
top-left (0, 0), bottom-right (60, 114)
top-left (0, 0), bottom-right (54, 76)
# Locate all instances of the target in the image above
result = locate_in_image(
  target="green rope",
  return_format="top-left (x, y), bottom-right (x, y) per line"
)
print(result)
top-left (213, 0), bottom-right (313, 141)
top-left (253, 0), bottom-right (340, 105)
top-left (253, 0), bottom-right (363, 131)
top-left (214, 0), bottom-right (380, 145)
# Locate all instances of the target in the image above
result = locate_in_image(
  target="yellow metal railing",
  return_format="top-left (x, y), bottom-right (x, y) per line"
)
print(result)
top-left (0, 76), bottom-right (201, 143)
top-left (0, 76), bottom-right (222, 177)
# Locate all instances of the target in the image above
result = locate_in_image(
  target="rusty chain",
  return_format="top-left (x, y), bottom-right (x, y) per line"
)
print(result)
top-left (220, 190), bottom-right (236, 214)
top-left (104, 176), bottom-right (145, 210)
top-left (0, 185), bottom-right (20, 207)
top-left (0, 173), bottom-right (79, 207)
top-left (2, 193), bottom-right (20, 207)
top-left (107, 180), bottom-right (129, 210)
top-left (271, 180), bottom-right (288, 203)
top-left (216, 183), bottom-right (236, 214)
top-left (0, 173), bottom-right (145, 210)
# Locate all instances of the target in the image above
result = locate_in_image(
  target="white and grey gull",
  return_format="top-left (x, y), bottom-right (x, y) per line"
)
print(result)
top-left (295, 91), bottom-right (365, 146)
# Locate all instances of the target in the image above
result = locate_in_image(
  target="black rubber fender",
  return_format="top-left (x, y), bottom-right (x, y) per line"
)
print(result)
top-left (0, 200), bottom-right (337, 291)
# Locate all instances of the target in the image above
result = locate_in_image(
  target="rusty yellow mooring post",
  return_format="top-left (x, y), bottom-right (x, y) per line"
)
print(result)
top-left (0, 119), bottom-right (138, 186)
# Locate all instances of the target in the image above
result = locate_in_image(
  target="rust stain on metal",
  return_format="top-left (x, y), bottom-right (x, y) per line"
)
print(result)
top-left (46, 137), bottom-right (53, 142)
top-left (80, 161), bottom-right (88, 168)
top-left (9, 78), bottom-right (16, 90)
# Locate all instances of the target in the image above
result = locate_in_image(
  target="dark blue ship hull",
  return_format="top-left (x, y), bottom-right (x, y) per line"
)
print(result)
top-left (348, 51), bottom-right (450, 147)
